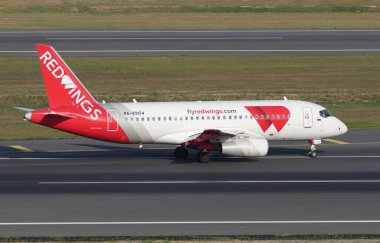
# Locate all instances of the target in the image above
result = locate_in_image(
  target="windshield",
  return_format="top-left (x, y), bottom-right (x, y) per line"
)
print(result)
top-left (319, 109), bottom-right (334, 118)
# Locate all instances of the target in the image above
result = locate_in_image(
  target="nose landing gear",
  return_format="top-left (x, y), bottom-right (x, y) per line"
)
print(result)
top-left (308, 139), bottom-right (321, 158)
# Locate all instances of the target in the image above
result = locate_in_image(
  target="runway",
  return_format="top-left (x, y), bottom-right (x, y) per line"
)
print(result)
top-left (1, 30), bottom-right (380, 56)
top-left (0, 130), bottom-right (379, 236)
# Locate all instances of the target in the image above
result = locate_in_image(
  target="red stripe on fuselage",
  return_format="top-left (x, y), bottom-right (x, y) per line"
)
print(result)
top-left (245, 106), bottom-right (290, 132)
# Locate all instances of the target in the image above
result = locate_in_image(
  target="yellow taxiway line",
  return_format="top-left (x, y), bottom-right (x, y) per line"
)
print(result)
top-left (323, 139), bottom-right (350, 145)
top-left (9, 145), bottom-right (34, 152)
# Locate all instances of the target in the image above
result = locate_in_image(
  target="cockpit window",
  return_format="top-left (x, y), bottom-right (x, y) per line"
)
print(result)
top-left (319, 109), bottom-right (334, 118)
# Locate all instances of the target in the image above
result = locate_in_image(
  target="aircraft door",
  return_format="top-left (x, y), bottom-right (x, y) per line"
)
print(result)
top-left (302, 107), bottom-right (313, 128)
top-left (107, 110), bottom-right (118, 132)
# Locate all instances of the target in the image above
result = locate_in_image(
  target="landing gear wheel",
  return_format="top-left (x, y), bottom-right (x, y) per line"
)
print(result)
top-left (308, 150), bottom-right (318, 158)
top-left (308, 143), bottom-right (318, 158)
top-left (197, 151), bottom-right (210, 163)
top-left (174, 146), bottom-right (189, 159)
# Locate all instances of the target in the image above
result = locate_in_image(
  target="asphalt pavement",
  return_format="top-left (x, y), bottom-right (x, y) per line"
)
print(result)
top-left (1, 30), bottom-right (380, 56)
top-left (0, 130), bottom-right (379, 236)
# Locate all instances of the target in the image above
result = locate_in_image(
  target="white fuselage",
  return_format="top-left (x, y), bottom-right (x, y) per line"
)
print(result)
top-left (100, 100), bottom-right (347, 145)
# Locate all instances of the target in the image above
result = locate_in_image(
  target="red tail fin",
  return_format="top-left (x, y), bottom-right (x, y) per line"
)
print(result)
top-left (36, 44), bottom-right (96, 108)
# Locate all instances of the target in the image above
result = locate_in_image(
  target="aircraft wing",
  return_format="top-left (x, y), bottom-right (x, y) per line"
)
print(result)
top-left (183, 128), bottom-right (268, 157)
top-left (184, 129), bottom-right (245, 147)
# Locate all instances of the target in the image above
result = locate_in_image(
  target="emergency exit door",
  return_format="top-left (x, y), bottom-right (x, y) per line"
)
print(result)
top-left (303, 107), bottom-right (313, 128)
top-left (107, 110), bottom-right (118, 132)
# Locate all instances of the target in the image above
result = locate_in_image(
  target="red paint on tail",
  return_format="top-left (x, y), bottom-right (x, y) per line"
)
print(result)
top-left (29, 44), bottom-right (129, 143)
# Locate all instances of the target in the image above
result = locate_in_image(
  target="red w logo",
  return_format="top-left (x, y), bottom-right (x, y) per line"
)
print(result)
top-left (245, 106), bottom-right (290, 132)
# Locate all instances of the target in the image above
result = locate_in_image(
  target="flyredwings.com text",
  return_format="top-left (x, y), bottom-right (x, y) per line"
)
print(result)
top-left (40, 51), bottom-right (102, 120)
top-left (187, 109), bottom-right (237, 116)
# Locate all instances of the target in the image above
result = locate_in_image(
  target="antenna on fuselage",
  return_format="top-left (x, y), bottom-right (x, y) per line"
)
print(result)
top-left (283, 96), bottom-right (288, 100)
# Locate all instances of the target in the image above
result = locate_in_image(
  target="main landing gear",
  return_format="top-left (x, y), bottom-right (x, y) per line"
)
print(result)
top-left (196, 151), bottom-right (210, 163)
top-left (174, 147), bottom-right (211, 163)
top-left (308, 139), bottom-right (321, 158)
top-left (174, 146), bottom-right (189, 159)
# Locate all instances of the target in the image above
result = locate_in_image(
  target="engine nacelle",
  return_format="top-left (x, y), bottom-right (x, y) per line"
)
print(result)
top-left (220, 137), bottom-right (268, 157)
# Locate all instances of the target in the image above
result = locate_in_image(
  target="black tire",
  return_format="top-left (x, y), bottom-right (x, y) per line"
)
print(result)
top-left (197, 151), bottom-right (210, 163)
top-left (174, 146), bottom-right (188, 159)
top-left (309, 150), bottom-right (317, 158)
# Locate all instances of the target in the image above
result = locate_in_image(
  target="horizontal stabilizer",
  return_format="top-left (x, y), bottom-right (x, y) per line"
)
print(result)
top-left (44, 111), bottom-right (76, 119)
top-left (14, 107), bottom-right (34, 112)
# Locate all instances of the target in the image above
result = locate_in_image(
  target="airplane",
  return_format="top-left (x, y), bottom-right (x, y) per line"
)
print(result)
top-left (16, 44), bottom-right (348, 162)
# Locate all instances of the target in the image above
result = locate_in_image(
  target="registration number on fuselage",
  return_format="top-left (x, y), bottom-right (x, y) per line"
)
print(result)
top-left (125, 111), bottom-right (145, 116)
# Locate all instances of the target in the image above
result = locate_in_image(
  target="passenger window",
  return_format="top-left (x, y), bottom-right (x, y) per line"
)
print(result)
top-left (260, 115), bottom-right (264, 120)
top-left (158, 117), bottom-right (161, 121)
top-left (271, 114), bottom-right (275, 120)
top-left (282, 114), bottom-right (285, 119)
top-left (266, 115), bottom-right (269, 120)
top-left (141, 117), bottom-right (144, 121)
top-left (152, 117), bottom-right (155, 121)
top-left (185, 117), bottom-right (188, 121)
top-left (147, 117), bottom-right (150, 121)
top-left (217, 116), bottom-right (220, 120)
top-left (136, 117), bottom-right (139, 121)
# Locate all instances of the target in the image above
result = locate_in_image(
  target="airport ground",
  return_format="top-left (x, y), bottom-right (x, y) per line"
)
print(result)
top-left (1, 0), bottom-right (380, 30)
top-left (1, 1), bottom-right (380, 239)
top-left (0, 130), bottom-right (379, 237)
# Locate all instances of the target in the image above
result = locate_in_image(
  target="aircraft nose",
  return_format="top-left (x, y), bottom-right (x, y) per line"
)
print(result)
top-left (339, 121), bottom-right (348, 135)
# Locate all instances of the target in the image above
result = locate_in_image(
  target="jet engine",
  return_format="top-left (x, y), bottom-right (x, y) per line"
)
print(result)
top-left (220, 136), bottom-right (268, 157)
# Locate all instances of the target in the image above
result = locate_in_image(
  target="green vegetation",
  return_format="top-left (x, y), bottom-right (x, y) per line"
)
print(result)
top-left (0, 56), bottom-right (379, 140)
top-left (0, 0), bottom-right (379, 29)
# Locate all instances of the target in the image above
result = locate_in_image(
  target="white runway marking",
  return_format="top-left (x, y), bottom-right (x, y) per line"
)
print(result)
top-left (47, 37), bottom-right (282, 40)
top-left (1, 49), bottom-right (380, 53)
top-left (39, 180), bottom-right (380, 185)
top-left (0, 155), bottom-right (379, 161)
top-left (1, 30), bottom-right (380, 33)
top-left (0, 220), bottom-right (380, 226)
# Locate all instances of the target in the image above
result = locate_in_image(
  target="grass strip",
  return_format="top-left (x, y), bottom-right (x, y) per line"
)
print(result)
top-left (0, 1), bottom-right (380, 29)
top-left (1, 12), bottom-right (380, 30)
